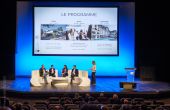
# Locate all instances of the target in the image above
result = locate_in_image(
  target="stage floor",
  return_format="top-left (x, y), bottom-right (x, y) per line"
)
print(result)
top-left (1, 77), bottom-right (170, 94)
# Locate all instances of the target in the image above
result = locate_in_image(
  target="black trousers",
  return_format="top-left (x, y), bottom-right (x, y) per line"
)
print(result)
top-left (63, 73), bottom-right (68, 77)
top-left (49, 73), bottom-right (55, 77)
top-left (43, 73), bottom-right (48, 84)
top-left (71, 74), bottom-right (75, 84)
top-left (91, 72), bottom-right (96, 84)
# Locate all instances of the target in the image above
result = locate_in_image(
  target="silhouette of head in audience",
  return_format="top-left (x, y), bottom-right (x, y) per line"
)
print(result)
top-left (123, 99), bottom-right (129, 104)
top-left (85, 93), bottom-right (90, 97)
top-left (74, 93), bottom-right (80, 99)
top-left (99, 92), bottom-right (104, 97)
top-left (15, 103), bottom-right (22, 110)
top-left (113, 94), bottom-right (118, 99)
top-left (101, 105), bottom-right (109, 110)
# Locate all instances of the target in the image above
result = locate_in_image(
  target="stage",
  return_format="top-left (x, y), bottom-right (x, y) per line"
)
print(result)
top-left (1, 77), bottom-right (170, 98)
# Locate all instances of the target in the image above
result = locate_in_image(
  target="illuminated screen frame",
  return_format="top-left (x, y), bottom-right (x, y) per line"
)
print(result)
top-left (33, 6), bottom-right (119, 56)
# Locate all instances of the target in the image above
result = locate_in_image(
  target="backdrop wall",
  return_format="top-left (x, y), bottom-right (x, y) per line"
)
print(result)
top-left (16, 2), bottom-right (135, 76)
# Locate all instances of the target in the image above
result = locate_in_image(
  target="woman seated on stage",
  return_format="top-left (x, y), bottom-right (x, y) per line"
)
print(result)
top-left (62, 65), bottom-right (68, 77)
top-left (49, 65), bottom-right (56, 77)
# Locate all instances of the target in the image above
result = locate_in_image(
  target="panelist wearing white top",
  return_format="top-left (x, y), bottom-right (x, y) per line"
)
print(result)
top-left (90, 61), bottom-right (96, 85)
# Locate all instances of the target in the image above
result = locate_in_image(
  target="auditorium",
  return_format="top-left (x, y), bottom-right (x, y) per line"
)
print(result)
top-left (0, 0), bottom-right (168, 110)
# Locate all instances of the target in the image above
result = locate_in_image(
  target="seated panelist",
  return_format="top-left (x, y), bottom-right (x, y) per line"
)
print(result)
top-left (62, 65), bottom-right (68, 77)
top-left (39, 64), bottom-right (48, 84)
top-left (71, 65), bottom-right (79, 77)
top-left (71, 65), bottom-right (79, 84)
top-left (39, 64), bottom-right (46, 77)
top-left (49, 65), bottom-right (56, 77)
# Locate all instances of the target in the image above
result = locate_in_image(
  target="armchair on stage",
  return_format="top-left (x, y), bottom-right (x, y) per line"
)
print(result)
top-left (30, 70), bottom-right (58, 87)
top-left (30, 70), bottom-right (90, 87)
top-left (68, 70), bottom-right (90, 86)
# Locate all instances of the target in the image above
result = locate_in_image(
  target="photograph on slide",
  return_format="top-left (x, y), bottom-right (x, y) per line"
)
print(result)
top-left (41, 24), bottom-right (117, 41)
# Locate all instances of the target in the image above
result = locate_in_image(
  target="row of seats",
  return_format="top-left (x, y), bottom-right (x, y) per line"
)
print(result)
top-left (30, 70), bottom-right (90, 87)
top-left (1, 93), bottom-right (170, 110)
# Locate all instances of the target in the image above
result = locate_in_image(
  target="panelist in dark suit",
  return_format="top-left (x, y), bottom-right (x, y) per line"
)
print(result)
top-left (39, 64), bottom-right (46, 77)
top-left (62, 65), bottom-right (68, 77)
top-left (71, 65), bottom-right (79, 77)
top-left (39, 64), bottom-right (48, 84)
top-left (71, 65), bottom-right (79, 84)
top-left (49, 65), bottom-right (56, 77)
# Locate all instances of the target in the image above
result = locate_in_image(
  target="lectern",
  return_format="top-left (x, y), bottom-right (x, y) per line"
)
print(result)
top-left (125, 68), bottom-right (136, 82)
top-left (120, 68), bottom-right (136, 90)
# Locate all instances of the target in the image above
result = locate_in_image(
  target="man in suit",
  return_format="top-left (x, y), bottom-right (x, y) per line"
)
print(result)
top-left (49, 65), bottom-right (56, 77)
top-left (39, 64), bottom-right (46, 77)
top-left (71, 65), bottom-right (79, 84)
top-left (39, 64), bottom-right (48, 84)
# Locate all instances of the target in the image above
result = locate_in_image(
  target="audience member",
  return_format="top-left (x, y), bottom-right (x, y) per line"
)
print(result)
top-left (97, 93), bottom-right (109, 104)
top-left (84, 93), bottom-right (95, 102)
top-left (1, 95), bottom-right (170, 110)
top-left (110, 94), bottom-right (121, 104)
top-left (120, 99), bottom-right (131, 110)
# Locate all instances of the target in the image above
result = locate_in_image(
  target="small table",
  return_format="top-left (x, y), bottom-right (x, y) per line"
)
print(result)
top-left (51, 77), bottom-right (68, 86)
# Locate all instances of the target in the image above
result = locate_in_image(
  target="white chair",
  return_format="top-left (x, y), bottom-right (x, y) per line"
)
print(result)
top-left (30, 70), bottom-right (42, 87)
top-left (79, 70), bottom-right (89, 78)
top-left (46, 70), bottom-right (58, 83)
top-left (68, 70), bottom-right (81, 84)
top-left (68, 70), bottom-right (72, 78)
top-left (39, 70), bottom-right (58, 84)
top-left (68, 70), bottom-right (90, 86)
top-left (30, 70), bottom-right (58, 87)
top-left (78, 70), bottom-right (90, 86)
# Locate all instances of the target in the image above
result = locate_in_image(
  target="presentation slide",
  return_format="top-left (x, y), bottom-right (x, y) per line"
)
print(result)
top-left (34, 7), bottom-right (118, 55)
